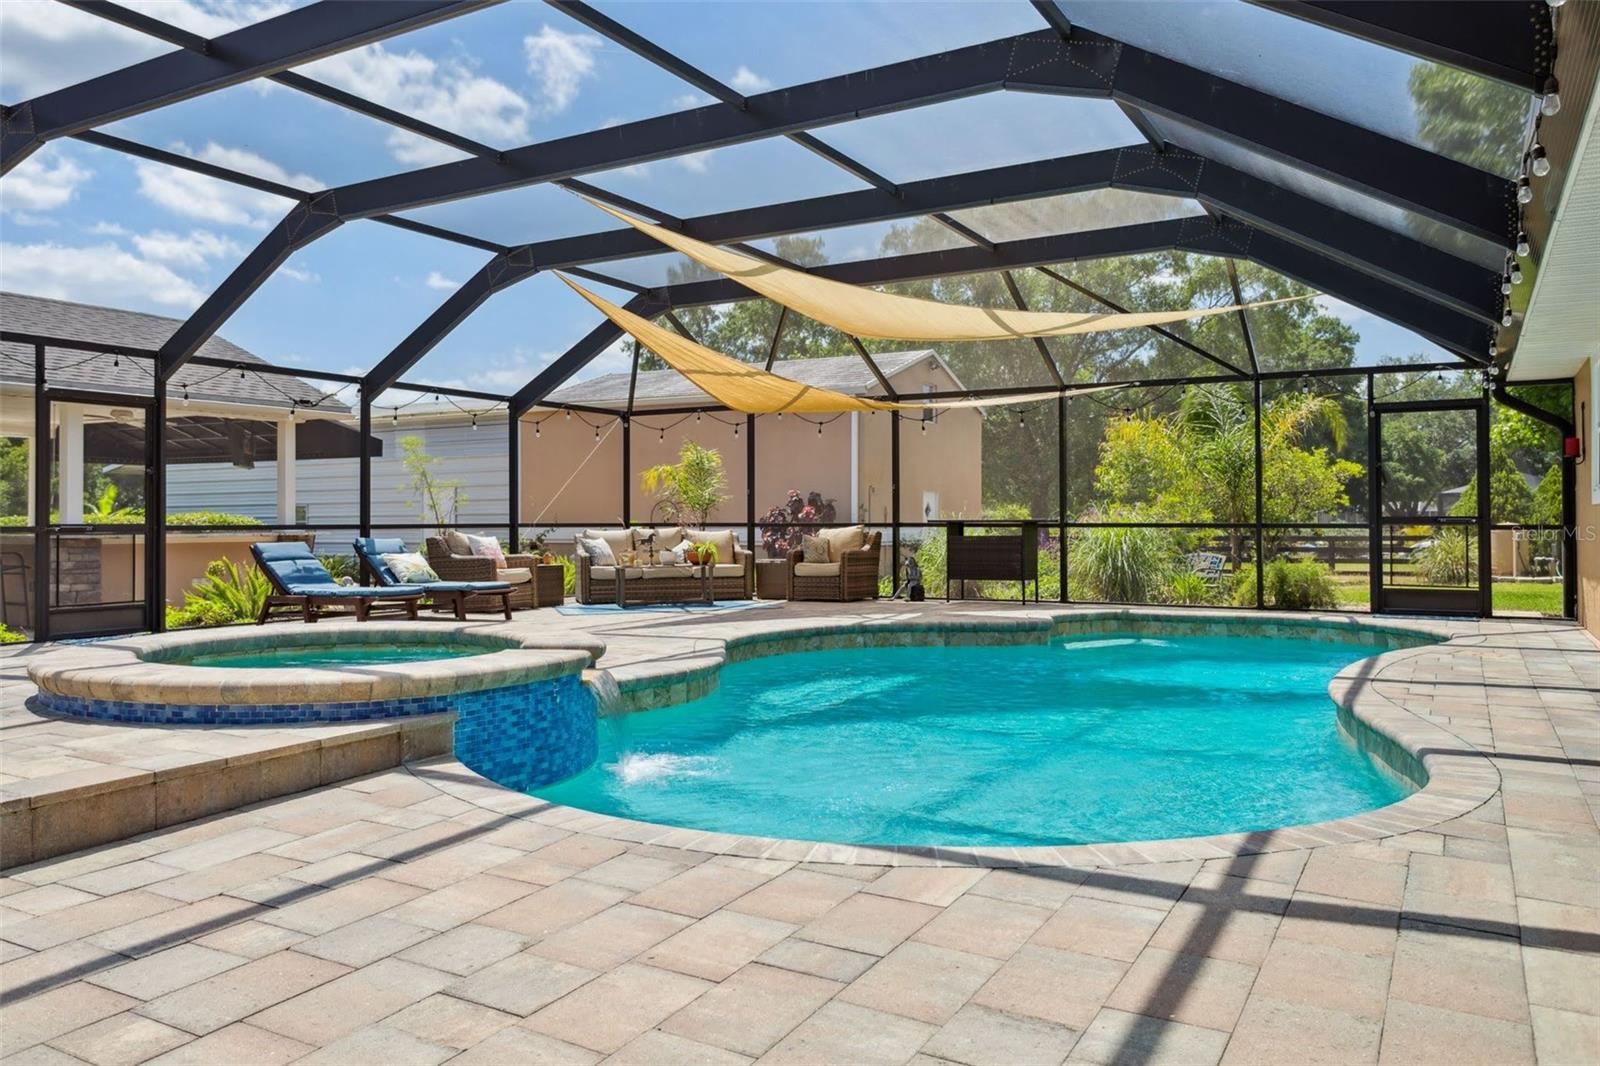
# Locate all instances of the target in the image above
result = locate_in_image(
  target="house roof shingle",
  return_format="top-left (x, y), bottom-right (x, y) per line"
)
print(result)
top-left (547, 350), bottom-right (950, 408)
top-left (0, 292), bottom-right (343, 412)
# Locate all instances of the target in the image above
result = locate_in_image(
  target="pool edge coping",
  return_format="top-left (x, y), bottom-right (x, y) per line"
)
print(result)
top-left (414, 607), bottom-right (1504, 868)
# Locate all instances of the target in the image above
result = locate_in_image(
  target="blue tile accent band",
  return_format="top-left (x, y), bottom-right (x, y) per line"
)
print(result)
top-left (36, 672), bottom-right (598, 791)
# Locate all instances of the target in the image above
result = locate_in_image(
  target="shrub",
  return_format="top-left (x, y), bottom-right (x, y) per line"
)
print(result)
top-left (166, 512), bottom-right (264, 528)
top-left (1073, 524), bottom-right (1175, 603)
top-left (1233, 559), bottom-right (1340, 610)
top-left (0, 622), bottom-right (26, 644)
top-left (318, 553), bottom-right (359, 583)
top-left (1165, 570), bottom-right (1213, 605)
top-left (166, 558), bottom-right (270, 629)
top-left (1415, 527), bottom-right (1472, 585)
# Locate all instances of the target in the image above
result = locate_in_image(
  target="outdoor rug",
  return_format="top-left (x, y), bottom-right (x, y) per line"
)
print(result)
top-left (554, 600), bottom-right (781, 616)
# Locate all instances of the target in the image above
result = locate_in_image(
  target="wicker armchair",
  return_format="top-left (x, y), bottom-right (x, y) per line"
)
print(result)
top-left (425, 536), bottom-right (538, 610)
top-left (575, 528), bottom-right (754, 604)
top-left (788, 528), bottom-right (882, 602)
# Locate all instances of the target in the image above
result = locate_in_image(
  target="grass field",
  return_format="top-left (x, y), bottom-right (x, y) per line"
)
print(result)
top-left (1332, 575), bottom-right (1562, 615)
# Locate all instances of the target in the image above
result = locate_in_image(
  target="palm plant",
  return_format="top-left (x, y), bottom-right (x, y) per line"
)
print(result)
top-left (166, 558), bottom-right (271, 628)
top-left (641, 441), bottom-right (728, 529)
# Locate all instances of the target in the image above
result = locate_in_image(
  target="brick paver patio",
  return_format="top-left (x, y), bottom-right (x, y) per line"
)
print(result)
top-left (1, 603), bottom-right (1595, 1064)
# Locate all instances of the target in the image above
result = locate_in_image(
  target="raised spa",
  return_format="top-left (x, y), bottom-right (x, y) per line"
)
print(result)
top-left (534, 630), bottom-right (1426, 847)
top-left (176, 643), bottom-right (488, 668)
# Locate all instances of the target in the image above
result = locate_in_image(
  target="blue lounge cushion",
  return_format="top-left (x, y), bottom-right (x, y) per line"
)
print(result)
top-left (420, 580), bottom-right (513, 593)
top-left (353, 537), bottom-right (408, 585)
top-left (253, 542), bottom-right (421, 597)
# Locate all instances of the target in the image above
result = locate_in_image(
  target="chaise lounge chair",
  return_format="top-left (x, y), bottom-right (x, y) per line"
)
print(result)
top-left (251, 542), bottom-right (423, 624)
top-left (354, 537), bottom-right (514, 620)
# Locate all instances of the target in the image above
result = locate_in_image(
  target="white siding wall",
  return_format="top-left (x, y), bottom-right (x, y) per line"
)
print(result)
top-left (165, 419), bottom-right (511, 550)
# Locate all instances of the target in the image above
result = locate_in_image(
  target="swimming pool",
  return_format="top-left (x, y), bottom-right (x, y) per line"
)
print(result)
top-left (535, 632), bottom-right (1419, 847)
top-left (178, 643), bottom-right (487, 669)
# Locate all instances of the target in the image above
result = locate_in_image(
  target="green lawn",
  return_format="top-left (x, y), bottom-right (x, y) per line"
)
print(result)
top-left (1332, 575), bottom-right (1561, 615)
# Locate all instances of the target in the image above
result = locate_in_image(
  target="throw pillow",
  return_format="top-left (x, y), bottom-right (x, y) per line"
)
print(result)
top-left (443, 530), bottom-right (473, 556)
top-left (463, 532), bottom-right (506, 567)
top-left (380, 552), bottom-right (439, 583)
top-left (819, 524), bottom-right (867, 559)
top-left (578, 536), bottom-right (615, 566)
top-left (801, 535), bottom-right (832, 564)
top-left (670, 541), bottom-right (690, 564)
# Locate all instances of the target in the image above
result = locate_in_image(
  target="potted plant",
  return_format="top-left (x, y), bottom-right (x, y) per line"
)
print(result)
top-left (685, 541), bottom-right (719, 567)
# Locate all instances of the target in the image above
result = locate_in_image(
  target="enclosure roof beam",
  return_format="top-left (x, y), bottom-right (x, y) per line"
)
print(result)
top-left (156, 22), bottom-right (1510, 378)
top-left (1246, 0), bottom-right (1555, 92)
top-left (644, 216), bottom-right (1492, 363)
top-left (1, 0), bottom-right (497, 174)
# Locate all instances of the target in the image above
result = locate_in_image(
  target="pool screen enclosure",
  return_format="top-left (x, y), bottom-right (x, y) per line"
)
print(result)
top-left (0, 0), bottom-right (1581, 637)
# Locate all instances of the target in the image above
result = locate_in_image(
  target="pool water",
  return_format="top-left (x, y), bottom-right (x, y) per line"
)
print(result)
top-left (181, 643), bottom-right (487, 668)
top-left (534, 633), bottom-right (1417, 847)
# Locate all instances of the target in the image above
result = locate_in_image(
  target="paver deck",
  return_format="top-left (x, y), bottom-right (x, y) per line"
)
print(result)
top-left (1, 602), bottom-right (1596, 1064)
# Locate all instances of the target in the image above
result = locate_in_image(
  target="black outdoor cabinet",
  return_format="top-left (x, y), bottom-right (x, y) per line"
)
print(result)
top-left (945, 521), bottom-right (1039, 602)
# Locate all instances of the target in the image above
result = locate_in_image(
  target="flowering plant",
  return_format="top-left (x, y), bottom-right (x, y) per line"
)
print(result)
top-left (759, 489), bottom-right (838, 557)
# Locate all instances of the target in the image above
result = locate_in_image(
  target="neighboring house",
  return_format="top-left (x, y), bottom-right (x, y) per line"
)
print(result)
top-left (525, 351), bottom-right (984, 536)
top-left (1437, 470), bottom-right (1543, 516)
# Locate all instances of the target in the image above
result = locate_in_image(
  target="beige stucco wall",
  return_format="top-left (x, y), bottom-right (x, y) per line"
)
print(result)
top-left (518, 356), bottom-right (984, 533)
top-left (1575, 360), bottom-right (1599, 639)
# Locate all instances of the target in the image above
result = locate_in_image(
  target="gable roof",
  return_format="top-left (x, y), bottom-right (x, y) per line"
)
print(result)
top-left (546, 350), bottom-right (957, 409)
top-left (0, 292), bottom-right (342, 412)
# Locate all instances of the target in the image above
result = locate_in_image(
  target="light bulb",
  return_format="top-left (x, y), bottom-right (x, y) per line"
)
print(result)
top-left (695, 412), bottom-right (701, 422)
top-left (1542, 93), bottom-right (1561, 117)
top-left (288, 405), bottom-right (296, 422)
top-left (112, 356), bottom-right (119, 368)
top-left (534, 422), bottom-right (540, 438)
top-left (1516, 233), bottom-right (1530, 257)
top-left (471, 415), bottom-right (478, 431)
top-left (1532, 152), bottom-right (1550, 178)
top-left (1502, 277), bottom-right (1513, 295)
top-left (593, 427), bottom-right (599, 442)
top-left (816, 423), bottom-right (822, 436)
top-left (565, 409), bottom-right (570, 420)
top-left (1511, 266), bottom-right (1524, 284)
top-left (1518, 180), bottom-right (1534, 204)
top-left (733, 423), bottom-right (739, 438)
top-left (920, 421), bottom-right (927, 433)
top-left (659, 429), bottom-right (664, 442)
top-left (180, 387), bottom-right (190, 407)
top-left (1502, 311), bottom-right (1514, 327)
top-left (392, 411), bottom-right (398, 424)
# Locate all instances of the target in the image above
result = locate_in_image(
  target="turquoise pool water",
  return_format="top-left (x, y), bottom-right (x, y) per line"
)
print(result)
top-left (181, 643), bottom-right (487, 668)
top-left (535, 633), bottom-right (1417, 847)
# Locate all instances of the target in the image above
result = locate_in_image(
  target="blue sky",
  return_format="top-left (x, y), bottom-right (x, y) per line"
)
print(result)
top-left (0, 0), bottom-right (1475, 394)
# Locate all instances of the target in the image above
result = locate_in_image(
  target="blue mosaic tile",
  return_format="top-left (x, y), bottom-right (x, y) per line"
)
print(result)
top-left (37, 672), bottom-right (598, 791)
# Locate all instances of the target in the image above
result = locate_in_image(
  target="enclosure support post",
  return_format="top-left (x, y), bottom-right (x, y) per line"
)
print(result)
top-left (1058, 392), bottom-right (1069, 604)
top-left (746, 415), bottom-right (756, 556)
top-left (32, 344), bottom-right (49, 643)
top-left (1253, 375), bottom-right (1264, 609)
top-left (358, 392), bottom-right (372, 541)
top-left (507, 407), bottom-right (520, 551)
top-left (149, 381), bottom-right (166, 633)
top-left (1367, 374), bottom-right (1381, 611)
top-left (1476, 394), bottom-right (1493, 617)
top-left (891, 411), bottom-right (902, 591)
top-left (620, 417), bottom-right (631, 528)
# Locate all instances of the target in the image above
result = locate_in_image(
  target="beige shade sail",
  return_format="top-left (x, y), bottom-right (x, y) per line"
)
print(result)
top-left (585, 197), bottom-right (1313, 341)
top-left (556, 275), bottom-right (1120, 415)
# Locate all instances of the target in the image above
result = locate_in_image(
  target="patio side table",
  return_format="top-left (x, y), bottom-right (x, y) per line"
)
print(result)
top-left (532, 563), bottom-right (566, 607)
top-left (755, 558), bottom-right (789, 600)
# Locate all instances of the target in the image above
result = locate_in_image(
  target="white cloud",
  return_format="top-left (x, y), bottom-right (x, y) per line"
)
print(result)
top-left (0, 1), bottom-right (290, 98)
top-left (130, 229), bottom-right (243, 268)
top-left (88, 221), bottom-right (130, 237)
top-left (675, 151), bottom-right (711, 174)
top-left (426, 271), bottom-right (461, 291)
top-left (523, 24), bottom-right (602, 115)
top-left (304, 44), bottom-right (530, 165)
top-left (0, 147), bottom-right (92, 214)
top-left (671, 92), bottom-right (713, 110)
top-left (135, 141), bottom-right (318, 228)
top-left (278, 262), bottom-right (319, 283)
top-left (729, 66), bottom-right (772, 94)
top-left (0, 241), bottom-right (206, 309)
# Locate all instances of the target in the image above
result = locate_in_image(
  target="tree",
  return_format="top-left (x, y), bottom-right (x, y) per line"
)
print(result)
top-left (641, 440), bottom-right (728, 529)
top-left (398, 435), bottom-right (465, 533)
top-left (1092, 384), bottom-right (1361, 562)
top-left (1448, 439), bottom-right (1536, 524)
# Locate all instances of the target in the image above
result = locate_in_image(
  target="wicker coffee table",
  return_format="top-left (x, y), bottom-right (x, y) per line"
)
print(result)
top-left (613, 564), bottom-right (713, 608)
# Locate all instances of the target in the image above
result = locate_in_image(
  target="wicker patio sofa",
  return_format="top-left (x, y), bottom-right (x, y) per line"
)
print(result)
top-left (575, 526), bottom-right (754, 605)
top-left (424, 534), bottom-right (539, 611)
top-left (787, 526), bottom-right (882, 602)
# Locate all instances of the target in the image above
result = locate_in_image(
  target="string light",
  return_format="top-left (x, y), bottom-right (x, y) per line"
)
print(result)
top-left (180, 386), bottom-right (190, 407)
top-left (816, 422), bottom-right (822, 436)
top-left (1511, 265), bottom-right (1524, 285)
top-left (565, 409), bottom-right (571, 420)
top-left (470, 413), bottom-right (478, 431)
top-left (659, 428), bottom-right (665, 442)
top-left (1501, 275), bottom-right (1513, 295)
top-left (1502, 311), bottom-right (1515, 327)
top-left (1531, 145), bottom-right (1550, 178)
top-left (1516, 232), bottom-right (1531, 257)
top-left (1541, 78), bottom-right (1562, 116)
top-left (593, 426), bottom-right (600, 442)
top-left (1517, 178), bottom-right (1534, 204)
top-left (534, 421), bottom-right (540, 438)
top-left (733, 422), bottom-right (740, 439)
